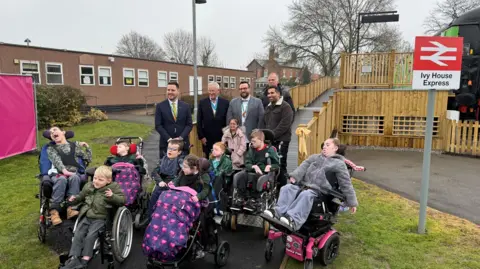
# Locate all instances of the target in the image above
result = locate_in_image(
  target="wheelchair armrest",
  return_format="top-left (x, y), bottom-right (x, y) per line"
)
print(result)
top-left (85, 167), bottom-right (97, 177)
top-left (327, 189), bottom-right (346, 201)
top-left (135, 165), bottom-right (147, 175)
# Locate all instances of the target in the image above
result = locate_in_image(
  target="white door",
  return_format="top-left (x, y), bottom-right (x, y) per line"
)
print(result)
top-left (189, 76), bottom-right (203, 96)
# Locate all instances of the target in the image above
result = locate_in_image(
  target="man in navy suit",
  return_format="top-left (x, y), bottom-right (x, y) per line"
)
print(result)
top-left (197, 82), bottom-right (229, 157)
top-left (155, 81), bottom-right (193, 159)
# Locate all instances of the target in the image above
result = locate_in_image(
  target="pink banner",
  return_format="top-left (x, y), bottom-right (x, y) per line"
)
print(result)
top-left (0, 75), bottom-right (37, 159)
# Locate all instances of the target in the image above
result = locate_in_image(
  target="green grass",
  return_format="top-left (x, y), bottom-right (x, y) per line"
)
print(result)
top-left (0, 120), bottom-right (152, 269)
top-left (286, 178), bottom-right (480, 269)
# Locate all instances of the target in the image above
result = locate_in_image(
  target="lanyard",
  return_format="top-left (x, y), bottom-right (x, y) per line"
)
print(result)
top-left (211, 100), bottom-right (217, 115)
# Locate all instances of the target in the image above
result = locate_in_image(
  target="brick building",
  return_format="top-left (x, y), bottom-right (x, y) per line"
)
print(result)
top-left (0, 42), bottom-right (254, 109)
top-left (246, 46), bottom-right (303, 90)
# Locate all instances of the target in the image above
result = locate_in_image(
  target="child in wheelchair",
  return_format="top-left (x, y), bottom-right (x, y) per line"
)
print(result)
top-left (143, 155), bottom-right (213, 261)
top-left (231, 129), bottom-right (279, 212)
top-left (104, 140), bottom-right (145, 167)
top-left (208, 142), bottom-right (233, 216)
top-left (61, 165), bottom-right (125, 269)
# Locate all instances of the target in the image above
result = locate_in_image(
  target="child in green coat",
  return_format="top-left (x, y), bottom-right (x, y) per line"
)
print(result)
top-left (209, 142), bottom-right (233, 177)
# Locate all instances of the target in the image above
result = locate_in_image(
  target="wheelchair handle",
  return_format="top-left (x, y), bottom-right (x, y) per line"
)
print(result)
top-left (116, 136), bottom-right (143, 143)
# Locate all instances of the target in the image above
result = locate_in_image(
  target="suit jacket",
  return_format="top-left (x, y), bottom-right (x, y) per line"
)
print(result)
top-left (154, 99), bottom-right (193, 150)
top-left (226, 96), bottom-right (264, 139)
top-left (197, 97), bottom-right (229, 143)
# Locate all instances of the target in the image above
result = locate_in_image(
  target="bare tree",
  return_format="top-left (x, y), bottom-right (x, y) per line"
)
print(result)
top-left (423, 0), bottom-right (480, 35)
top-left (116, 31), bottom-right (166, 60)
top-left (164, 29), bottom-right (193, 64)
top-left (264, 0), bottom-right (402, 76)
top-left (198, 37), bottom-right (220, 67)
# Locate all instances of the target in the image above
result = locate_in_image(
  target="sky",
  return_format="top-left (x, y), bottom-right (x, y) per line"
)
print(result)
top-left (0, 0), bottom-right (439, 70)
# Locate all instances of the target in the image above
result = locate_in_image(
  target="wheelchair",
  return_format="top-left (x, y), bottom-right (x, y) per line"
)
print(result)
top-left (220, 129), bottom-right (283, 238)
top-left (261, 164), bottom-right (365, 268)
top-left (57, 203), bottom-right (134, 268)
top-left (36, 130), bottom-right (89, 244)
top-left (105, 136), bottom-right (150, 230)
top-left (146, 202), bottom-right (230, 269)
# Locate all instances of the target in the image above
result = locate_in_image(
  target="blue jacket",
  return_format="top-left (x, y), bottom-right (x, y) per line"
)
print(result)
top-left (154, 99), bottom-right (192, 150)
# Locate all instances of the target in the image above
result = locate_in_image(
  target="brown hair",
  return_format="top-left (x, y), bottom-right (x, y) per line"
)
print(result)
top-left (210, 142), bottom-right (226, 159)
top-left (250, 129), bottom-right (265, 141)
top-left (168, 139), bottom-right (184, 150)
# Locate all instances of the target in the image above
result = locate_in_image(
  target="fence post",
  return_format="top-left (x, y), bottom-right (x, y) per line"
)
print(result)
top-left (387, 50), bottom-right (396, 88)
top-left (339, 53), bottom-right (345, 89)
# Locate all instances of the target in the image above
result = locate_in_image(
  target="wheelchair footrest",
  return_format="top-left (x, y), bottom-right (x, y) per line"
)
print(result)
top-left (260, 214), bottom-right (293, 234)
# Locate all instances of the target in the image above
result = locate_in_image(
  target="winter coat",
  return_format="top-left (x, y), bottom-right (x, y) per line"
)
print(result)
top-left (263, 97), bottom-right (294, 142)
top-left (221, 127), bottom-right (247, 169)
top-left (289, 153), bottom-right (358, 207)
top-left (209, 154), bottom-right (233, 177)
top-left (71, 182), bottom-right (126, 219)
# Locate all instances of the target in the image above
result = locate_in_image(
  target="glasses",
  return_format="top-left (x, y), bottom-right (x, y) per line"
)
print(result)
top-left (167, 147), bottom-right (179, 151)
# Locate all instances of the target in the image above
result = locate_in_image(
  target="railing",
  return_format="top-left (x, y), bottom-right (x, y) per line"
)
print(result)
top-left (444, 120), bottom-right (480, 156)
top-left (296, 96), bottom-right (336, 164)
top-left (340, 51), bottom-right (414, 88)
top-left (290, 77), bottom-right (337, 110)
top-left (188, 123), bottom-right (204, 157)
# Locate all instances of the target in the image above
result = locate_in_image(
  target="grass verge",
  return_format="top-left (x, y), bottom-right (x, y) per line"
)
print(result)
top-left (0, 120), bottom-right (152, 269)
top-left (286, 178), bottom-right (480, 269)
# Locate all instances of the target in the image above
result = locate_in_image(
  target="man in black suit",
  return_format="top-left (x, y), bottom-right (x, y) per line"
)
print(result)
top-left (197, 82), bottom-right (229, 157)
top-left (155, 81), bottom-right (193, 159)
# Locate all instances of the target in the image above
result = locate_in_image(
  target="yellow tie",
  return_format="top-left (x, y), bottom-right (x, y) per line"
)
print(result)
top-left (172, 102), bottom-right (177, 121)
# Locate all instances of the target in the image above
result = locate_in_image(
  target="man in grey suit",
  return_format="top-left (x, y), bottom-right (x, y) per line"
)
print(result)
top-left (227, 81), bottom-right (264, 144)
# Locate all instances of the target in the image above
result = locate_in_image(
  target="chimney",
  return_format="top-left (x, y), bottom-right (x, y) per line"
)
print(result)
top-left (290, 52), bottom-right (297, 63)
top-left (268, 45), bottom-right (275, 60)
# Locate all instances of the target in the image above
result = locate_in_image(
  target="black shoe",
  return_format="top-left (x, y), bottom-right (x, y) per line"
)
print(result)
top-left (243, 199), bottom-right (256, 212)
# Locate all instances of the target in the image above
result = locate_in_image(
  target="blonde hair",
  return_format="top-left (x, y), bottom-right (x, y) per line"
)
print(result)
top-left (210, 142), bottom-right (226, 159)
top-left (250, 129), bottom-right (265, 141)
top-left (94, 165), bottom-right (113, 181)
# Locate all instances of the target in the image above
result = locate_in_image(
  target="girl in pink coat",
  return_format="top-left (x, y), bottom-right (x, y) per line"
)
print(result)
top-left (222, 119), bottom-right (247, 170)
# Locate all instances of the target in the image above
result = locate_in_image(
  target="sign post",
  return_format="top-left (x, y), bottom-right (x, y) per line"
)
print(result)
top-left (412, 36), bottom-right (463, 234)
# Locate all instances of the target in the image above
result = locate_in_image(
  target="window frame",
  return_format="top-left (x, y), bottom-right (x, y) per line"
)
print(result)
top-left (98, 66), bottom-right (112, 86)
top-left (229, 76), bottom-right (236, 89)
top-left (158, 71), bottom-right (168, 88)
top-left (79, 65), bottom-right (95, 86)
top-left (20, 60), bottom-right (41, 84)
top-left (45, 62), bottom-right (64, 85)
top-left (169, 71), bottom-right (179, 82)
top-left (223, 76), bottom-right (229, 89)
top-left (208, 75), bottom-right (215, 82)
top-left (123, 67), bottom-right (135, 87)
top-left (138, 69), bottom-right (149, 87)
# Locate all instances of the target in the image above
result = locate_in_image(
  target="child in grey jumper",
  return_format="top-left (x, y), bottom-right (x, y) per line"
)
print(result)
top-left (263, 138), bottom-right (358, 231)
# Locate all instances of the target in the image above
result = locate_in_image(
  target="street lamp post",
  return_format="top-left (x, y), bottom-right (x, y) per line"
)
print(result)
top-left (192, 0), bottom-right (206, 120)
top-left (354, 11), bottom-right (399, 87)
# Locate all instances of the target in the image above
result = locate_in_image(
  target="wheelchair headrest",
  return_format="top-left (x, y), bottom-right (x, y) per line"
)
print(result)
top-left (260, 129), bottom-right (275, 142)
top-left (42, 130), bottom-right (74, 140)
top-left (110, 143), bottom-right (137, 155)
top-left (197, 158), bottom-right (210, 174)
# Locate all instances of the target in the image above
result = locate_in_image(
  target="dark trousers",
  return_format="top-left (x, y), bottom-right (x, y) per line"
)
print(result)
top-left (69, 217), bottom-right (105, 258)
top-left (235, 171), bottom-right (260, 198)
top-left (273, 141), bottom-right (290, 189)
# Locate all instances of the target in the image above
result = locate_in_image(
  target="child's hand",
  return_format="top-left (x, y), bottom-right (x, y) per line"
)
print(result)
top-left (191, 196), bottom-right (199, 202)
top-left (79, 142), bottom-right (89, 148)
top-left (265, 165), bottom-right (271, 172)
top-left (159, 181), bottom-right (167, 187)
top-left (136, 153), bottom-right (143, 159)
top-left (105, 188), bottom-right (113, 197)
top-left (289, 177), bottom-right (296, 184)
top-left (350, 207), bottom-right (357, 214)
top-left (62, 169), bottom-right (75, 177)
top-left (68, 195), bottom-right (76, 202)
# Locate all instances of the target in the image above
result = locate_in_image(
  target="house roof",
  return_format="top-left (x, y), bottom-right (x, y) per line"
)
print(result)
top-left (246, 58), bottom-right (303, 69)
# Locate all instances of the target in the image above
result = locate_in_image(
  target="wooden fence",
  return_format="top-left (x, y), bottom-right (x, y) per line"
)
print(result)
top-left (290, 77), bottom-right (338, 110)
top-left (296, 96), bottom-right (336, 164)
top-left (339, 51), bottom-right (413, 88)
top-left (444, 120), bottom-right (480, 156)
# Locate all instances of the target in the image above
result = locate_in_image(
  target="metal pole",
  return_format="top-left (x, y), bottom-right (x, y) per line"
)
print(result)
top-left (418, 88), bottom-right (436, 234)
top-left (192, 0), bottom-right (199, 120)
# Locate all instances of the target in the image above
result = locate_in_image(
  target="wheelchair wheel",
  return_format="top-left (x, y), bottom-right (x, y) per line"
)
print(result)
top-left (221, 212), bottom-right (230, 230)
top-left (264, 239), bottom-right (274, 262)
top-left (263, 220), bottom-right (270, 238)
top-left (318, 232), bottom-right (340, 266)
top-left (230, 214), bottom-right (237, 231)
top-left (112, 207), bottom-right (133, 263)
top-left (37, 215), bottom-right (47, 243)
top-left (214, 241), bottom-right (230, 267)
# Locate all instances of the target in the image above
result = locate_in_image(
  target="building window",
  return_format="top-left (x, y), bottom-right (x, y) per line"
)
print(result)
top-left (138, 69), bottom-right (149, 87)
top-left (79, 65), bottom-right (95, 86)
top-left (169, 71), bottom-right (178, 82)
top-left (230, 77), bottom-right (236, 89)
top-left (45, 62), bottom-right (63, 85)
top-left (158, 71), bottom-right (167, 87)
top-left (282, 69), bottom-right (286, 78)
top-left (123, 68), bottom-right (135, 86)
top-left (208, 75), bottom-right (214, 82)
top-left (239, 77), bottom-right (245, 82)
top-left (263, 69), bottom-right (268, 77)
top-left (98, 66), bottom-right (112, 86)
top-left (20, 60), bottom-right (41, 84)
top-left (246, 77), bottom-right (251, 84)
top-left (216, 76), bottom-right (222, 88)
top-left (290, 69), bottom-right (293, 78)
top-left (223, 76), bottom-right (229, 89)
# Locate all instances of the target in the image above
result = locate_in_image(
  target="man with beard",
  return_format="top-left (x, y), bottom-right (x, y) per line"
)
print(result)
top-left (197, 82), bottom-right (229, 157)
top-left (226, 81), bottom-right (264, 146)
top-left (261, 73), bottom-right (295, 116)
top-left (155, 81), bottom-right (193, 159)
top-left (262, 86), bottom-right (294, 189)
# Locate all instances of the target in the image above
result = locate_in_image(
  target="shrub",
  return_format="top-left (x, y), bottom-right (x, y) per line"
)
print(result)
top-left (83, 108), bottom-right (108, 123)
top-left (36, 85), bottom-right (86, 129)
